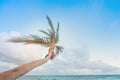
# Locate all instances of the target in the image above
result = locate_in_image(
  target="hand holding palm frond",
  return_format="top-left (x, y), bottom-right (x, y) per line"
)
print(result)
top-left (8, 16), bottom-right (63, 59)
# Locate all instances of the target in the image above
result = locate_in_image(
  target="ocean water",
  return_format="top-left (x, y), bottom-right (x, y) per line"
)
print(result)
top-left (17, 75), bottom-right (120, 80)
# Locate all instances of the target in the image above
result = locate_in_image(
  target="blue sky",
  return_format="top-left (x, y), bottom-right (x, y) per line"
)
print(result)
top-left (0, 0), bottom-right (120, 74)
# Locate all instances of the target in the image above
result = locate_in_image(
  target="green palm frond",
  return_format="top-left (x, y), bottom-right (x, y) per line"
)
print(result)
top-left (39, 30), bottom-right (50, 36)
top-left (47, 29), bottom-right (55, 42)
top-left (8, 35), bottom-right (50, 47)
top-left (54, 22), bottom-right (59, 43)
top-left (29, 34), bottom-right (41, 40)
top-left (55, 45), bottom-right (64, 55)
top-left (56, 22), bottom-right (59, 33)
top-left (8, 16), bottom-right (63, 60)
top-left (8, 16), bottom-right (63, 49)
top-left (46, 16), bottom-right (55, 33)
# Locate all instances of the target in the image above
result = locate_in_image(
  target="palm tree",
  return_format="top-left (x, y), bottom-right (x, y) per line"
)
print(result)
top-left (0, 16), bottom-right (63, 80)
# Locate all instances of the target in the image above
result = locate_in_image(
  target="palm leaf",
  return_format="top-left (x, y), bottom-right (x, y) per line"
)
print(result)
top-left (55, 22), bottom-right (60, 43)
top-left (8, 36), bottom-right (50, 47)
top-left (39, 30), bottom-right (50, 36)
top-left (8, 16), bottom-right (63, 52)
top-left (55, 45), bottom-right (64, 55)
top-left (57, 22), bottom-right (59, 33)
top-left (47, 29), bottom-right (55, 42)
top-left (46, 16), bottom-right (55, 32)
top-left (28, 34), bottom-right (50, 46)
top-left (29, 34), bottom-right (41, 40)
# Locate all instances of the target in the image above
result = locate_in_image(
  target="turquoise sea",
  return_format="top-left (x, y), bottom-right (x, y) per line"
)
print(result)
top-left (17, 75), bottom-right (120, 80)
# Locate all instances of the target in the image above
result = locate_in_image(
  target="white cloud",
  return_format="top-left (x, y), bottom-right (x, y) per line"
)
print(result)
top-left (28, 48), bottom-right (120, 75)
top-left (0, 31), bottom-right (120, 74)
